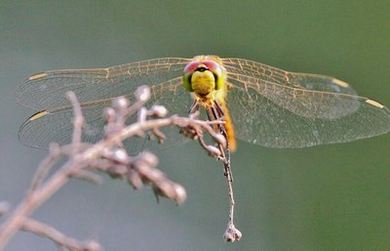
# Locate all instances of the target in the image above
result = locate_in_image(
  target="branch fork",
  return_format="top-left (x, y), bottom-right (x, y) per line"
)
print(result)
top-left (0, 85), bottom-right (242, 250)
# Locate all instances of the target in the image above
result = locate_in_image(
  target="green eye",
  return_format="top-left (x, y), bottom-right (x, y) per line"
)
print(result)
top-left (183, 73), bottom-right (193, 92)
top-left (215, 71), bottom-right (226, 90)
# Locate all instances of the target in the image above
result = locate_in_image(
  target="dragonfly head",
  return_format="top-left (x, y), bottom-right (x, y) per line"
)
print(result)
top-left (183, 56), bottom-right (227, 95)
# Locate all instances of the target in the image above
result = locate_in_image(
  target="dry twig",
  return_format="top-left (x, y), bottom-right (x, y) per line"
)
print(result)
top-left (0, 85), bottom-right (238, 250)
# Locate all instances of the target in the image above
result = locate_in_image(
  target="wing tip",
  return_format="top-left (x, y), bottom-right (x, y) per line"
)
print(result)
top-left (364, 99), bottom-right (385, 109)
top-left (18, 110), bottom-right (50, 148)
top-left (331, 78), bottom-right (349, 88)
top-left (28, 110), bottom-right (50, 121)
top-left (27, 72), bottom-right (48, 81)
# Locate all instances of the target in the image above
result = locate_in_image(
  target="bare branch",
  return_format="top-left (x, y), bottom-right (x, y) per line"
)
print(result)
top-left (0, 202), bottom-right (9, 217)
top-left (29, 143), bottom-right (62, 191)
top-left (22, 218), bottom-right (102, 251)
top-left (66, 91), bottom-right (84, 154)
top-left (0, 85), bottom-right (233, 249)
top-left (71, 170), bottom-right (103, 185)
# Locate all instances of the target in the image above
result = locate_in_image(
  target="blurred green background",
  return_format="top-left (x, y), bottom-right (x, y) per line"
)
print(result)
top-left (0, 0), bottom-right (389, 250)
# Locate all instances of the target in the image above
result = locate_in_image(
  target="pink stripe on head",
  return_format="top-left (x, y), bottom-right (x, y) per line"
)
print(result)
top-left (184, 60), bottom-right (221, 73)
top-left (184, 61), bottom-right (199, 73)
top-left (202, 60), bottom-right (220, 71)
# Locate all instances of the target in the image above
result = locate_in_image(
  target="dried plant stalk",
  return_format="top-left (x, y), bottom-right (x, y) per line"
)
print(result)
top-left (0, 85), bottom-right (240, 250)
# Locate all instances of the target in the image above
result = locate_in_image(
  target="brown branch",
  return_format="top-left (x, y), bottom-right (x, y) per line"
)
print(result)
top-left (0, 202), bottom-right (9, 217)
top-left (66, 91), bottom-right (84, 154)
top-left (0, 85), bottom-right (233, 249)
top-left (22, 218), bottom-right (102, 251)
top-left (29, 143), bottom-right (62, 191)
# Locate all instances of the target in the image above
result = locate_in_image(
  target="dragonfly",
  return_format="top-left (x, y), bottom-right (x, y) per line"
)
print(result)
top-left (17, 55), bottom-right (390, 151)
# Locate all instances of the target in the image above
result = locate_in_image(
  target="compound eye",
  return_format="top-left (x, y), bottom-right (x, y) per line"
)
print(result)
top-left (202, 60), bottom-right (220, 71)
top-left (184, 62), bottom-right (199, 73)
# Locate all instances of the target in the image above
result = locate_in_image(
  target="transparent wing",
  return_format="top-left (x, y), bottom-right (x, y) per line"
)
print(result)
top-left (17, 57), bottom-right (191, 111)
top-left (18, 77), bottom-right (193, 151)
top-left (19, 56), bottom-right (390, 150)
top-left (227, 75), bottom-right (390, 148)
top-left (223, 58), bottom-right (357, 94)
top-left (223, 57), bottom-right (360, 118)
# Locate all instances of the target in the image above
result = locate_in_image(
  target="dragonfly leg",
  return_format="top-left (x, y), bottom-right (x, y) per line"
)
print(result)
top-left (211, 102), bottom-right (228, 145)
top-left (209, 102), bottom-right (234, 182)
top-left (188, 100), bottom-right (200, 115)
top-left (213, 100), bottom-right (225, 119)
